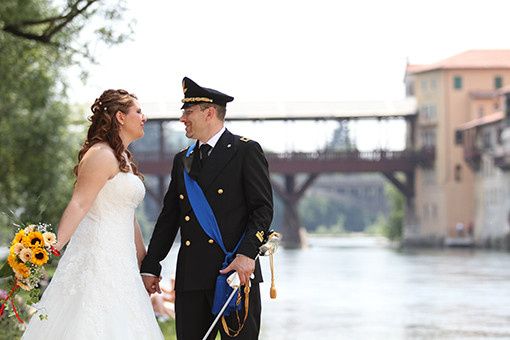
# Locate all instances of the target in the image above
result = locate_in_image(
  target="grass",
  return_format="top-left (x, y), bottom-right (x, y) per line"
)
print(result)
top-left (159, 319), bottom-right (177, 340)
top-left (158, 319), bottom-right (220, 339)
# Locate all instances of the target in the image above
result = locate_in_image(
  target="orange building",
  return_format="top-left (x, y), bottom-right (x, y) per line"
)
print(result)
top-left (404, 50), bottom-right (510, 245)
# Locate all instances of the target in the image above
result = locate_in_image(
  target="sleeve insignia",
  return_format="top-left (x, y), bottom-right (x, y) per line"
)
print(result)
top-left (256, 231), bottom-right (264, 243)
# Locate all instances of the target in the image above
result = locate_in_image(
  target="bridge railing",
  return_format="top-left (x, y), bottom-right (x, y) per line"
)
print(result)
top-left (134, 147), bottom-right (435, 165)
top-left (267, 148), bottom-right (434, 162)
top-left (266, 149), bottom-right (420, 161)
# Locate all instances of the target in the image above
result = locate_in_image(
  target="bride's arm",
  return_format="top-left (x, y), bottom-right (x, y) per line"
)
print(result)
top-left (134, 217), bottom-right (146, 268)
top-left (54, 146), bottom-right (118, 251)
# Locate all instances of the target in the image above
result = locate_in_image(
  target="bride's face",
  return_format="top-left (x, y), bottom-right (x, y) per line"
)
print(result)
top-left (119, 99), bottom-right (146, 141)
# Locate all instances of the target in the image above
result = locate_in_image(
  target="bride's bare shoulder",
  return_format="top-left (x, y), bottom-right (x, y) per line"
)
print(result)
top-left (82, 143), bottom-right (116, 159)
top-left (78, 143), bottom-right (118, 175)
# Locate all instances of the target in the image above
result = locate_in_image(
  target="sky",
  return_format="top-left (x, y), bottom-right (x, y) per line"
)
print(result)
top-left (67, 0), bottom-right (510, 152)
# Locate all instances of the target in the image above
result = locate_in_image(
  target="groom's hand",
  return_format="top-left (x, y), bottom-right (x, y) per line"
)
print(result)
top-left (142, 275), bottom-right (162, 295)
top-left (219, 254), bottom-right (255, 286)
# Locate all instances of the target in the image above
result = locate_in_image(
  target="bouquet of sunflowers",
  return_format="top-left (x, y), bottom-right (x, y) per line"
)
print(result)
top-left (0, 223), bottom-right (60, 322)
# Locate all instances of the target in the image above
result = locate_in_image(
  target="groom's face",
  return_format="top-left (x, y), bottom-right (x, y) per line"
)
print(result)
top-left (180, 104), bottom-right (208, 140)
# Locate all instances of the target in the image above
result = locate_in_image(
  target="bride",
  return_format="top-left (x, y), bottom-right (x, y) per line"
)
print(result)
top-left (22, 89), bottom-right (164, 339)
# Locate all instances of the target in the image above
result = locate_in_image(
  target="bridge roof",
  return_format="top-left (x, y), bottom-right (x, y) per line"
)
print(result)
top-left (142, 98), bottom-right (417, 121)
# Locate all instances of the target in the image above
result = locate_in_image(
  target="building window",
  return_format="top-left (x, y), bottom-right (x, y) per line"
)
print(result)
top-left (420, 104), bottom-right (437, 122)
top-left (453, 76), bottom-right (462, 90)
top-left (421, 80), bottom-right (428, 92)
top-left (495, 76), bottom-right (503, 89)
top-left (455, 130), bottom-right (463, 145)
top-left (429, 105), bottom-right (437, 120)
top-left (431, 78), bottom-right (437, 90)
top-left (421, 128), bottom-right (437, 147)
top-left (455, 164), bottom-right (462, 182)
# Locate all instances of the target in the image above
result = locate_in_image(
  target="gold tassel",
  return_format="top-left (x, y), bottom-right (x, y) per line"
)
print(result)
top-left (222, 285), bottom-right (250, 337)
top-left (269, 253), bottom-right (277, 299)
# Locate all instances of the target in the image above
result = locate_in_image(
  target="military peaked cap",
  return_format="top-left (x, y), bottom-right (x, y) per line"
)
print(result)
top-left (181, 77), bottom-right (234, 109)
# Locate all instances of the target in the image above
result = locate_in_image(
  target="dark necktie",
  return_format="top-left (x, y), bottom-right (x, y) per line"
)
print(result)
top-left (199, 144), bottom-right (212, 166)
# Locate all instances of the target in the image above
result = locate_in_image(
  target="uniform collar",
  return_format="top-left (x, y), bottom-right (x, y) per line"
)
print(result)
top-left (199, 126), bottom-right (225, 149)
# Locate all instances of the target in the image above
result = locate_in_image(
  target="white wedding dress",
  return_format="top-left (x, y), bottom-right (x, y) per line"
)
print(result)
top-left (22, 172), bottom-right (164, 340)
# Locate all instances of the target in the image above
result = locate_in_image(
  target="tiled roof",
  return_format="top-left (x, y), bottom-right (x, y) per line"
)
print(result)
top-left (407, 50), bottom-right (510, 74)
top-left (497, 85), bottom-right (510, 94)
top-left (458, 111), bottom-right (504, 130)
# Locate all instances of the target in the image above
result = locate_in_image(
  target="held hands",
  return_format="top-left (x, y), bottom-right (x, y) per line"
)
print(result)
top-left (219, 254), bottom-right (255, 286)
top-left (142, 275), bottom-right (162, 295)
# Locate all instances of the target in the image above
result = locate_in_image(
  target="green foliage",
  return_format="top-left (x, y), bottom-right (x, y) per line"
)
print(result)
top-left (314, 223), bottom-right (346, 235)
top-left (299, 195), bottom-right (368, 233)
top-left (0, 103), bottom-right (82, 234)
top-left (0, 261), bottom-right (13, 278)
top-left (0, 0), bottom-right (132, 334)
top-left (382, 184), bottom-right (404, 240)
top-left (327, 121), bottom-right (355, 151)
top-left (365, 213), bottom-right (387, 236)
top-left (0, 0), bottom-right (133, 65)
top-left (0, 280), bottom-right (31, 340)
top-left (0, 0), bottom-right (131, 243)
top-left (0, 312), bottom-right (24, 340)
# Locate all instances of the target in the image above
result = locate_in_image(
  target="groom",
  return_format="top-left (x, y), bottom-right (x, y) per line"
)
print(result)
top-left (141, 77), bottom-right (273, 339)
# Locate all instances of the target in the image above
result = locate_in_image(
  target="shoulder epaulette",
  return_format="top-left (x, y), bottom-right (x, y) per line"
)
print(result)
top-left (240, 136), bottom-right (251, 142)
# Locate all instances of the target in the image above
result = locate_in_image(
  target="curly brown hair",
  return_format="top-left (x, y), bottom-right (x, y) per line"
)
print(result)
top-left (74, 89), bottom-right (143, 179)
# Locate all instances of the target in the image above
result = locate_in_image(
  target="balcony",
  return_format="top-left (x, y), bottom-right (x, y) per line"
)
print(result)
top-left (494, 127), bottom-right (510, 170)
top-left (417, 146), bottom-right (436, 168)
top-left (494, 147), bottom-right (510, 170)
top-left (463, 147), bottom-right (481, 171)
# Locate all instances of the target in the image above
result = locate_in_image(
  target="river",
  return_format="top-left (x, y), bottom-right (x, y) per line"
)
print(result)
top-left (162, 235), bottom-right (510, 339)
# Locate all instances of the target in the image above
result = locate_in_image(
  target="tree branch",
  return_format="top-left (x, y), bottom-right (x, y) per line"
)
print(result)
top-left (44, 0), bottom-right (99, 39)
top-left (2, 0), bottom-right (100, 44)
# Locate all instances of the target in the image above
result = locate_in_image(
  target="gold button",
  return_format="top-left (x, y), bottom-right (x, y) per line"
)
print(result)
top-left (184, 215), bottom-right (190, 221)
top-left (208, 239), bottom-right (214, 244)
top-left (179, 194), bottom-right (184, 200)
top-left (185, 240), bottom-right (191, 246)
top-left (217, 188), bottom-right (224, 195)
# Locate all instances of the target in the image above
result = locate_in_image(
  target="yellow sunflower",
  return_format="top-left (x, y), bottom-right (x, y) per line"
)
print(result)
top-left (27, 231), bottom-right (44, 248)
top-left (7, 253), bottom-right (18, 269)
top-left (12, 262), bottom-right (30, 278)
top-left (12, 230), bottom-right (26, 246)
top-left (31, 247), bottom-right (49, 266)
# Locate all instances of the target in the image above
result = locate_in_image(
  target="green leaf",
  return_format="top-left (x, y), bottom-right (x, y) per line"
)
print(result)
top-left (0, 261), bottom-right (13, 278)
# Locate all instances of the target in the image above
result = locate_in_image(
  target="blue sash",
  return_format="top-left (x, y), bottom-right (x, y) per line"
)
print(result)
top-left (184, 144), bottom-right (244, 316)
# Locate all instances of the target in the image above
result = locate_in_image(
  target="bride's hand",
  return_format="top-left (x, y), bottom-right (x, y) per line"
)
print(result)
top-left (142, 275), bottom-right (161, 295)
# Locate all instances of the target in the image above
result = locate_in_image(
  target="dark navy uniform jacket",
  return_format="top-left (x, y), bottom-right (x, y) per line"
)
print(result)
top-left (141, 129), bottom-right (274, 292)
